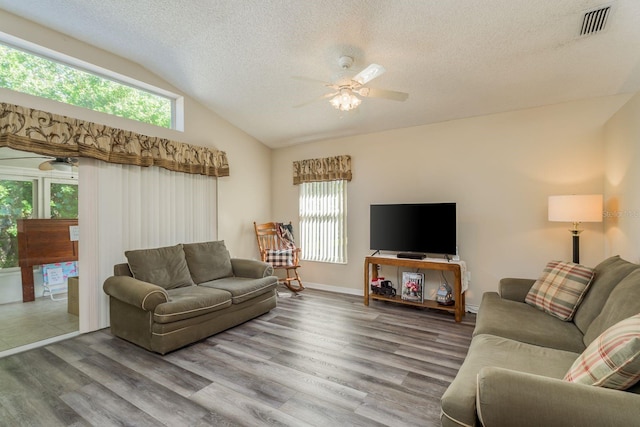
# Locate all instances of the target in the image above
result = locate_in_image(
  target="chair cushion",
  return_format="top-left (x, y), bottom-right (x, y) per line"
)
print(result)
top-left (265, 249), bottom-right (294, 267)
top-left (153, 286), bottom-right (232, 323)
top-left (200, 276), bottom-right (277, 304)
top-left (183, 241), bottom-right (233, 283)
top-left (525, 261), bottom-right (595, 321)
top-left (564, 314), bottom-right (640, 390)
top-left (125, 244), bottom-right (194, 290)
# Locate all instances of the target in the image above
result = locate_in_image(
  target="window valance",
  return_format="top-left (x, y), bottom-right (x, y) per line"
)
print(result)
top-left (293, 155), bottom-right (351, 185)
top-left (0, 103), bottom-right (229, 177)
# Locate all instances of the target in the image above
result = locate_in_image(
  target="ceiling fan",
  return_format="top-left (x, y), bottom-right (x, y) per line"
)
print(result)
top-left (294, 56), bottom-right (409, 111)
top-left (38, 157), bottom-right (79, 171)
top-left (0, 155), bottom-right (78, 171)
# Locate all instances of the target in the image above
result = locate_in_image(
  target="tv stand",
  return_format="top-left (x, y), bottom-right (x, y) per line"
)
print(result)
top-left (364, 255), bottom-right (466, 322)
top-left (397, 252), bottom-right (426, 260)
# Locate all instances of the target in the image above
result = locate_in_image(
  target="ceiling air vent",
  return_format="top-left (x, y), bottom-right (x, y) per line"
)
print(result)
top-left (580, 6), bottom-right (611, 36)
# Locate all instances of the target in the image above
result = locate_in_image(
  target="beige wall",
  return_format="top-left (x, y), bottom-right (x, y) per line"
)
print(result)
top-left (604, 92), bottom-right (640, 263)
top-left (272, 95), bottom-right (630, 309)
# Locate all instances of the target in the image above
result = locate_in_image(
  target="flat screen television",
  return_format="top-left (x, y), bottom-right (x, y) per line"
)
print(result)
top-left (370, 203), bottom-right (457, 256)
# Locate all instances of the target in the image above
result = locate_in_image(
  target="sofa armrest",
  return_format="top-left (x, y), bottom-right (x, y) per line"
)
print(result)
top-left (103, 276), bottom-right (169, 311)
top-left (498, 278), bottom-right (536, 302)
top-left (231, 258), bottom-right (274, 278)
top-left (477, 367), bottom-right (640, 427)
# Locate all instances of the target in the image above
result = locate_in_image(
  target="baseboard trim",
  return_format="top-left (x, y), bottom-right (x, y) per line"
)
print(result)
top-left (302, 282), bottom-right (363, 296)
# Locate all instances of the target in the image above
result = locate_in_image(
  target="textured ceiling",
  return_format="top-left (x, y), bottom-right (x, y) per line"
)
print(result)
top-left (1, 0), bottom-right (640, 148)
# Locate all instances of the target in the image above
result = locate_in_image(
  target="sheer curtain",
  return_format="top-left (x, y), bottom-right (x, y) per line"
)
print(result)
top-left (79, 159), bottom-right (217, 331)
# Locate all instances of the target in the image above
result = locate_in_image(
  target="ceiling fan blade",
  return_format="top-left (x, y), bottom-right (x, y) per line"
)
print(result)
top-left (0, 156), bottom-right (49, 161)
top-left (38, 161), bottom-right (54, 171)
top-left (357, 87), bottom-right (409, 102)
top-left (292, 76), bottom-right (336, 87)
top-left (353, 64), bottom-right (386, 85)
top-left (293, 92), bottom-right (337, 108)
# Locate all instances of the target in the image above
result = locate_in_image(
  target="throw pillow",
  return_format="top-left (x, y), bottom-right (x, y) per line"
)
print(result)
top-left (265, 249), bottom-right (294, 267)
top-left (525, 260), bottom-right (595, 321)
top-left (564, 313), bottom-right (640, 390)
top-left (125, 244), bottom-right (194, 290)
top-left (182, 241), bottom-right (234, 284)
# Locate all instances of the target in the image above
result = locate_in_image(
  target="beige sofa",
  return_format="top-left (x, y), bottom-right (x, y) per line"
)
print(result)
top-left (103, 241), bottom-right (277, 354)
top-left (441, 255), bottom-right (640, 427)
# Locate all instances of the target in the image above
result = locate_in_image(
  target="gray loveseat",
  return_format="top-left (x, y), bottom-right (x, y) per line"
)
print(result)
top-left (441, 255), bottom-right (640, 427)
top-left (103, 241), bottom-right (277, 354)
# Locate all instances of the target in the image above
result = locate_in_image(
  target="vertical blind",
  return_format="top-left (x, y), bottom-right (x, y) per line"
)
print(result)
top-left (79, 158), bottom-right (217, 331)
top-left (299, 180), bottom-right (347, 263)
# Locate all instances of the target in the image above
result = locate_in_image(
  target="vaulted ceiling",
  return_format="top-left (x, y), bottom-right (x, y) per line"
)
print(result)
top-left (1, 0), bottom-right (639, 148)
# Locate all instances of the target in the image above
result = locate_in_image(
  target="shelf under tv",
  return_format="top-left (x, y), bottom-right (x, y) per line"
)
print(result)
top-left (363, 255), bottom-right (465, 322)
top-left (368, 293), bottom-right (457, 313)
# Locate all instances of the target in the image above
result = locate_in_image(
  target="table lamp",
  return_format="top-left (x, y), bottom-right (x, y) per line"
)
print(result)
top-left (548, 194), bottom-right (603, 264)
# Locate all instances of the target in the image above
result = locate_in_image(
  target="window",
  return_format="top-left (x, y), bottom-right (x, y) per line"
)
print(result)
top-left (0, 42), bottom-right (175, 129)
top-left (0, 173), bottom-right (78, 269)
top-left (0, 177), bottom-right (35, 268)
top-left (299, 180), bottom-right (347, 263)
top-left (46, 180), bottom-right (79, 219)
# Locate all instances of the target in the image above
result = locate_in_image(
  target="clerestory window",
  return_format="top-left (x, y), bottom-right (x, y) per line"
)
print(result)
top-left (0, 42), bottom-right (177, 129)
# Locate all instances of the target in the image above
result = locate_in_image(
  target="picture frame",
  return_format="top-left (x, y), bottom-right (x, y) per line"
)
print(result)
top-left (401, 272), bottom-right (424, 302)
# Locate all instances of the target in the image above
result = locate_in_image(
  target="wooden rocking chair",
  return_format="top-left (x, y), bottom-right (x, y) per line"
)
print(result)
top-left (254, 222), bottom-right (304, 293)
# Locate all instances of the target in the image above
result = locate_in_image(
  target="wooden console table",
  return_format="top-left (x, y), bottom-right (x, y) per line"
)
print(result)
top-left (364, 255), bottom-right (466, 322)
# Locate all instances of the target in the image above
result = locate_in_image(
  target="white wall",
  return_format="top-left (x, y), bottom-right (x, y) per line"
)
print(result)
top-left (272, 95), bottom-right (631, 309)
top-left (0, 10), bottom-right (271, 330)
top-left (604, 92), bottom-right (640, 263)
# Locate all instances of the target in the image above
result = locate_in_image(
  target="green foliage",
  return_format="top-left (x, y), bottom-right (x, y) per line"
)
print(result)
top-left (0, 180), bottom-right (33, 268)
top-left (50, 183), bottom-right (78, 219)
top-left (0, 44), bottom-right (172, 128)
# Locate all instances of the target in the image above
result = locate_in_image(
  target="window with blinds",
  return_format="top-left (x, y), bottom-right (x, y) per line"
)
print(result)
top-left (299, 180), bottom-right (347, 264)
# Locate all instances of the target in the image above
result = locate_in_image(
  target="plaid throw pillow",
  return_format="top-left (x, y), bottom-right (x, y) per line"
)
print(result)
top-left (265, 249), bottom-right (294, 267)
top-left (564, 314), bottom-right (640, 390)
top-left (525, 261), bottom-right (595, 321)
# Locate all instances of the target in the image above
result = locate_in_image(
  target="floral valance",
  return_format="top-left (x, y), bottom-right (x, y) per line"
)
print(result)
top-left (293, 155), bottom-right (351, 185)
top-left (0, 103), bottom-right (229, 177)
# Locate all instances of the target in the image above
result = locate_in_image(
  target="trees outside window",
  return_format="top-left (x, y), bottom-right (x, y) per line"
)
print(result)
top-left (0, 179), bottom-right (34, 269)
top-left (49, 183), bottom-right (78, 219)
top-left (0, 43), bottom-right (173, 128)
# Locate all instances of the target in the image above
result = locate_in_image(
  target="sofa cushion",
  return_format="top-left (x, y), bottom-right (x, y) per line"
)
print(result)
top-left (525, 261), bottom-right (594, 321)
top-left (440, 334), bottom-right (579, 427)
top-left (583, 269), bottom-right (640, 346)
top-left (574, 256), bottom-right (640, 334)
top-left (153, 286), bottom-right (232, 324)
top-left (183, 241), bottom-right (233, 284)
top-left (125, 244), bottom-right (194, 290)
top-left (474, 292), bottom-right (586, 353)
top-left (200, 276), bottom-right (277, 304)
top-left (564, 314), bottom-right (640, 390)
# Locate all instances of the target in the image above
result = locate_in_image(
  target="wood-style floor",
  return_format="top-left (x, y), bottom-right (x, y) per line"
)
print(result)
top-left (0, 288), bottom-right (475, 426)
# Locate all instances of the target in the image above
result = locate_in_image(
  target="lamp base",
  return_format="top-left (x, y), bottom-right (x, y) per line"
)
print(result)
top-left (572, 233), bottom-right (580, 264)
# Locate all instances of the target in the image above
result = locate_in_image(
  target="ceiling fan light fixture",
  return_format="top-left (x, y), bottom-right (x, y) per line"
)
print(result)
top-left (330, 88), bottom-right (361, 111)
top-left (50, 162), bottom-right (72, 171)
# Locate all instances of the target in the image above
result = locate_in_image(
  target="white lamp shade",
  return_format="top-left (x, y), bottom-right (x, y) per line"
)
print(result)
top-left (548, 194), bottom-right (603, 223)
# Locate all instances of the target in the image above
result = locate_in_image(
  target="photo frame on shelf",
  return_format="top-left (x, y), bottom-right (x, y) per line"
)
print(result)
top-left (401, 272), bottom-right (424, 302)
